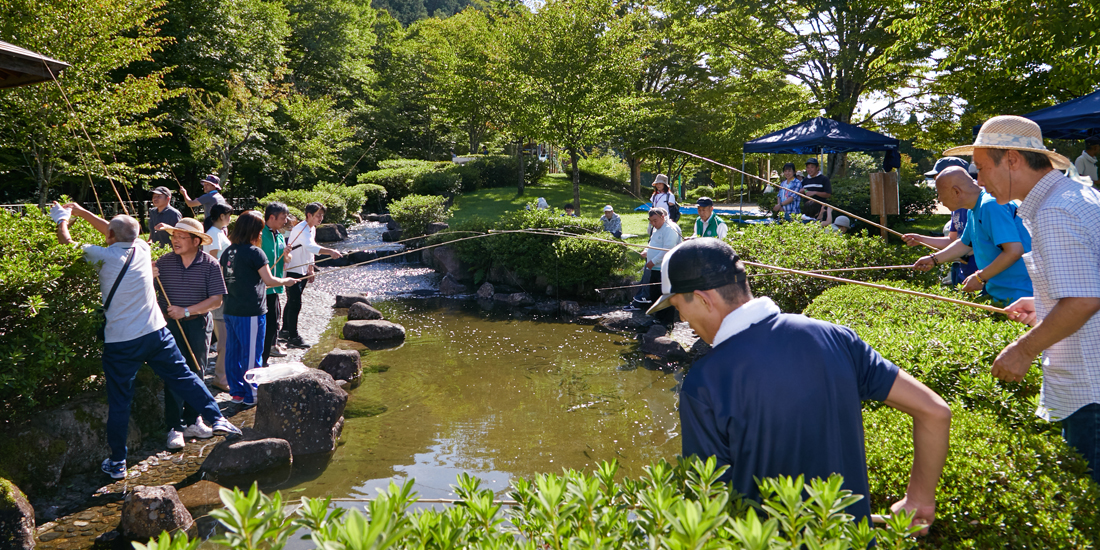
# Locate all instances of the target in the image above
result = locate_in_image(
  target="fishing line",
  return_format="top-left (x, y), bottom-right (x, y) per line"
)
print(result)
top-left (636, 146), bottom-right (937, 250)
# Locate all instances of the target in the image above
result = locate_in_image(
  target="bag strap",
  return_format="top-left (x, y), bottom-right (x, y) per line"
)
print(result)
top-left (103, 246), bottom-right (136, 312)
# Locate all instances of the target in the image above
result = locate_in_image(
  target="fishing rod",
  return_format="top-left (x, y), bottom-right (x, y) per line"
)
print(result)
top-left (163, 161), bottom-right (198, 218)
top-left (154, 277), bottom-right (205, 374)
top-left (595, 264), bottom-right (915, 292)
top-left (636, 146), bottom-right (937, 250)
top-left (281, 230), bottom-right (494, 273)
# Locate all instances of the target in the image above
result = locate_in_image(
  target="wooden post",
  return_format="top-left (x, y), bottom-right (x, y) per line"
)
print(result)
top-left (869, 172), bottom-right (899, 244)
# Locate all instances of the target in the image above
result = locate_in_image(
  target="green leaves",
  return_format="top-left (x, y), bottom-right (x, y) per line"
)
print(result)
top-left (389, 194), bottom-right (452, 238)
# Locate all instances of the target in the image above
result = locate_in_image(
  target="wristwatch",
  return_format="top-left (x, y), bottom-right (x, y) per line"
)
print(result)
top-left (184, 308), bottom-right (191, 318)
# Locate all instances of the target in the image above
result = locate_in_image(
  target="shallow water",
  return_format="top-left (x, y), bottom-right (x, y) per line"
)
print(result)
top-left (284, 298), bottom-right (683, 504)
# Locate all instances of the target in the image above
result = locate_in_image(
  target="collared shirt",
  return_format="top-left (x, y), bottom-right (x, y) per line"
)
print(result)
top-left (81, 240), bottom-right (165, 343)
top-left (711, 297), bottom-right (782, 347)
top-left (1076, 151), bottom-right (1098, 182)
top-left (778, 178), bottom-right (802, 215)
top-left (949, 208), bottom-right (978, 277)
top-left (601, 213), bottom-right (622, 235)
top-left (147, 205), bottom-right (181, 247)
top-left (285, 221), bottom-right (323, 276)
top-left (1018, 170), bottom-right (1100, 421)
top-left (155, 251), bottom-right (226, 312)
top-left (647, 222), bottom-right (682, 267)
top-left (959, 190), bottom-right (1033, 303)
top-left (693, 213), bottom-right (728, 239)
top-left (260, 226), bottom-right (286, 295)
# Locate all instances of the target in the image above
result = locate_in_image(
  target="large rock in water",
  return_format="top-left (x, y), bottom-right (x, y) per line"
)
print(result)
top-left (119, 485), bottom-right (193, 540)
top-left (596, 311), bottom-right (654, 334)
top-left (347, 301), bottom-right (383, 321)
top-left (0, 479), bottom-right (34, 550)
top-left (381, 229), bottom-right (403, 242)
top-left (334, 294), bottom-right (372, 309)
top-left (426, 245), bottom-right (475, 284)
top-left (439, 275), bottom-right (468, 296)
top-left (493, 292), bottom-right (535, 307)
top-left (476, 282), bottom-right (494, 299)
top-left (200, 437), bottom-right (293, 481)
top-left (343, 320), bottom-right (406, 343)
top-left (426, 222), bottom-right (449, 235)
top-left (315, 223), bottom-right (347, 242)
top-left (318, 349), bottom-right (363, 389)
top-left (640, 336), bottom-right (690, 361)
top-left (253, 370), bottom-right (348, 456)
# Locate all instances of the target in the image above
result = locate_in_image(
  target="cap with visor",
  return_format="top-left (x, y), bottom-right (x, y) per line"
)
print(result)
top-left (647, 238), bottom-right (747, 315)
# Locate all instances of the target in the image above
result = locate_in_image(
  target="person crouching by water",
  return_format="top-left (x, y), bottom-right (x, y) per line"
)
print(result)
top-left (51, 202), bottom-right (241, 480)
top-left (153, 218), bottom-right (227, 450)
top-left (220, 211), bottom-right (299, 406)
top-left (647, 238), bottom-right (950, 532)
top-left (601, 205), bottom-right (622, 239)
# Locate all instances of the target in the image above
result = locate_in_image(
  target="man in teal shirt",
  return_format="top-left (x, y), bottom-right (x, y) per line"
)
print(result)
top-left (261, 202), bottom-right (289, 364)
top-left (913, 167), bottom-right (1032, 304)
top-left (691, 197), bottom-right (728, 239)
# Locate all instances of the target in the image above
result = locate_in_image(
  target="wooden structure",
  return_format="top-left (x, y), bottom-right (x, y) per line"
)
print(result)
top-left (0, 40), bottom-right (69, 89)
top-left (869, 171), bottom-right (899, 243)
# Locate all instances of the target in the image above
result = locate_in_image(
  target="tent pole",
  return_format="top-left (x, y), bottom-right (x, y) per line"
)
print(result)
top-left (739, 153), bottom-right (745, 223)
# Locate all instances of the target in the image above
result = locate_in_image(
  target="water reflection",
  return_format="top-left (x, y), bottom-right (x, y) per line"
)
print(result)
top-left (284, 298), bottom-right (682, 504)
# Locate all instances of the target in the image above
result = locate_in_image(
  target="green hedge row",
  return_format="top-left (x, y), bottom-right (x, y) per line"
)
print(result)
top-left (358, 155), bottom-right (547, 202)
top-left (755, 177), bottom-right (936, 223)
top-left (258, 182), bottom-right (382, 224)
top-left (388, 194), bottom-right (451, 238)
top-left (136, 458), bottom-right (925, 550)
top-left (728, 221), bottom-right (934, 313)
top-left (433, 207), bottom-right (628, 294)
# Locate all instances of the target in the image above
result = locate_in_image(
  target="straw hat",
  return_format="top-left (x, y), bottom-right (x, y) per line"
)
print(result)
top-left (944, 115), bottom-right (1070, 170)
top-left (162, 218), bottom-right (213, 245)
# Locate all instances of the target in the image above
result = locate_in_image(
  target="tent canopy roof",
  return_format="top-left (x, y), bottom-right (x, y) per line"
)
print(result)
top-left (743, 116), bottom-right (900, 154)
top-left (0, 40), bottom-right (70, 89)
top-left (973, 89), bottom-right (1100, 141)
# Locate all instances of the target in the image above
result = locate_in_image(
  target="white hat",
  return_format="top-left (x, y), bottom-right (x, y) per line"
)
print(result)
top-left (652, 174), bottom-right (669, 187)
top-left (834, 215), bottom-right (851, 228)
top-left (603, 205), bottom-right (614, 211)
top-left (943, 115), bottom-right (1070, 170)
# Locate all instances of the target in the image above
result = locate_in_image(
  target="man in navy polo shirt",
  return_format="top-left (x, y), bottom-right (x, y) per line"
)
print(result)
top-left (648, 239), bottom-right (951, 532)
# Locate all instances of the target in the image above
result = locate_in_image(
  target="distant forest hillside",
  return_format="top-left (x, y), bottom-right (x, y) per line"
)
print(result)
top-left (373, 0), bottom-right (473, 25)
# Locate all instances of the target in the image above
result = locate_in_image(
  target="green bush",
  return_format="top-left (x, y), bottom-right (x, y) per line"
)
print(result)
top-left (258, 182), bottom-right (370, 224)
top-left (829, 176), bottom-right (937, 222)
top-left (686, 185), bottom-right (715, 201)
top-left (357, 163), bottom-right (438, 200)
top-left (360, 156), bottom-right (548, 198)
top-left (389, 194), bottom-right (451, 238)
top-left (451, 154), bottom-right (547, 190)
top-left (410, 171), bottom-right (462, 196)
top-left (579, 168), bottom-right (631, 194)
top-left (134, 458), bottom-right (923, 550)
top-left (577, 149), bottom-right (630, 183)
top-left (804, 283), bottom-right (1040, 424)
top-left (864, 403), bottom-right (1100, 548)
top-left (756, 189), bottom-right (779, 214)
top-left (728, 222), bottom-right (932, 313)
top-left (0, 208), bottom-right (115, 420)
top-left (362, 183), bottom-right (387, 213)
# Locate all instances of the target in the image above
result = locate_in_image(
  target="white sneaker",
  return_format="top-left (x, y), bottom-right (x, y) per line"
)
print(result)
top-left (269, 345), bottom-right (287, 358)
top-left (167, 429), bottom-right (185, 450)
top-left (183, 418), bottom-right (214, 439)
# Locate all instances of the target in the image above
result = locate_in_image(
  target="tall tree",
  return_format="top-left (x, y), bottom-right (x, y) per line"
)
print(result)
top-left (0, 0), bottom-right (176, 206)
top-left (507, 0), bottom-right (642, 213)
top-left (702, 0), bottom-right (929, 177)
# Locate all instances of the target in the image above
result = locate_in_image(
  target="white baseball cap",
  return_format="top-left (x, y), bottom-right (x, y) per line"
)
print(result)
top-left (603, 205), bottom-right (614, 211)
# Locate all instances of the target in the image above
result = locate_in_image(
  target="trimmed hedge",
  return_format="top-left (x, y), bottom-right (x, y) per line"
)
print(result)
top-left (755, 177), bottom-right (936, 223)
top-left (359, 155), bottom-right (547, 200)
top-left (258, 182), bottom-right (371, 224)
top-left (728, 221), bottom-right (933, 313)
top-left (388, 194), bottom-right (451, 238)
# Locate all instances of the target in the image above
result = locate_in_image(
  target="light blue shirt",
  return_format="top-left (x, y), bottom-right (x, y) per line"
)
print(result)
top-left (960, 190), bottom-right (1033, 303)
top-left (82, 240), bottom-right (166, 343)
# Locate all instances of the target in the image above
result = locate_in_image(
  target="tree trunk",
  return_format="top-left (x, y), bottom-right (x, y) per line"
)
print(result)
top-left (516, 138), bottom-right (525, 196)
top-left (826, 152), bottom-right (848, 180)
top-left (629, 155), bottom-right (641, 198)
top-left (570, 148), bottom-right (581, 215)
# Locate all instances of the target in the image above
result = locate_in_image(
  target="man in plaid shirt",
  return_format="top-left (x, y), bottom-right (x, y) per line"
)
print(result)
top-left (951, 115), bottom-right (1100, 481)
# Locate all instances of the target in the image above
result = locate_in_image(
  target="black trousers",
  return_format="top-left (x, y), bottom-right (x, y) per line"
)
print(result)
top-left (262, 293), bottom-right (282, 363)
top-left (164, 314), bottom-right (209, 431)
top-left (283, 274), bottom-right (307, 339)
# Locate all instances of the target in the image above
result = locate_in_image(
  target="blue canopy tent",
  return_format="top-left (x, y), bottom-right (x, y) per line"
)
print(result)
top-left (739, 117), bottom-right (900, 221)
top-left (972, 89), bottom-right (1100, 140)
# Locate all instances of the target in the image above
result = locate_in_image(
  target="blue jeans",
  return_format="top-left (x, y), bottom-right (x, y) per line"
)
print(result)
top-left (1062, 403), bottom-right (1100, 483)
top-left (632, 268), bottom-right (653, 303)
top-left (224, 314), bottom-right (266, 402)
top-left (102, 328), bottom-right (222, 461)
top-left (164, 315), bottom-right (210, 431)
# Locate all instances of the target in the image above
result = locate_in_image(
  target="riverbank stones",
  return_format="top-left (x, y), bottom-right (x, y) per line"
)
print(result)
top-left (560, 301), bottom-right (580, 316)
top-left (382, 229), bottom-right (403, 242)
top-left (0, 479), bottom-right (35, 549)
top-left (476, 282), bottom-right (494, 299)
top-left (253, 370), bottom-right (347, 456)
top-left (334, 294), bottom-right (372, 309)
top-left (426, 222), bottom-right (449, 234)
top-left (315, 223), bottom-right (348, 242)
top-left (640, 336), bottom-right (690, 361)
top-left (439, 275), bottom-right (468, 296)
top-left (347, 302), bottom-right (383, 321)
top-left (493, 292), bottom-right (534, 307)
top-left (318, 349), bottom-right (363, 389)
top-left (342, 320), bottom-right (406, 343)
top-left (119, 486), bottom-right (192, 540)
top-left (595, 310), bottom-right (655, 334)
top-left (200, 438), bottom-right (292, 482)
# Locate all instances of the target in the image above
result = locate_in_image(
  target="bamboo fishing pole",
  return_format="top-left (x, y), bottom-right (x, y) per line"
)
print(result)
top-left (637, 146), bottom-right (937, 250)
top-left (154, 277), bottom-right (205, 375)
top-left (164, 161), bottom-right (198, 218)
top-left (595, 264), bottom-right (915, 291)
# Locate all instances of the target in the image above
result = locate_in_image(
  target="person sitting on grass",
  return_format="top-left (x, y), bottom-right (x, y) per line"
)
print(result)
top-left (601, 205), bottom-right (622, 239)
top-left (51, 202), bottom-right (241, 480)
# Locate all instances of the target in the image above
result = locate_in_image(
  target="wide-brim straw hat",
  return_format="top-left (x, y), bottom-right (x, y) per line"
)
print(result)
top-left (162, 218), bottom-right (213, 245)
top-left (944, 115), bottom-right (1070, 170)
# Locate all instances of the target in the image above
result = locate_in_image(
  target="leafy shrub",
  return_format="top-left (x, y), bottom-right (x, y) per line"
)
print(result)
top-left (579, 168), bottom-right (631, 194)
top-left (687, 185), bottom-right (715, 201)
top-left (829, 176), bottom-right (937, 222)
top-left (452, 154), bottom-right (547, 190)
top-left (389, 194), bottom-right (451, 238)
top-left (258, 182), bottom-right (370, 224)
top-left (728, 222), bottom-right (933, 312)
top-left (577, 148), bottom-right (630, 183)
top-left (410, 171), bottom-right (462, 196)
top-left (134, 458), bottom-right (923, 550)
top-left (360, 156), bottom-right (548, 198)
top-left (804, 283), bottom-right (1040, 424)
top-left (362, 183), bottom-right (387, 213)
top-left (357, 163), bottom-right (437, 200)
top-left (756, 189), bottom-right (779, 213)
top-left (864, 403), bottom-right (1100, 547)
top-left (0, 208), bottom-right (118, 420)
top-left (378, 158), bottom-right (436, 170)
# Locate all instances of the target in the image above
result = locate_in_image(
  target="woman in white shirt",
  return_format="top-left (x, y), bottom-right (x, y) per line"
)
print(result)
top-left (202, 203), bottom-right (233, 391)
top-left (649, 174), bottom-right (678, 235)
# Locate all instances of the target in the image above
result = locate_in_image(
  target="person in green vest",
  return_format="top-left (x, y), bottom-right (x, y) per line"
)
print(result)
top-left (260, 202), bottom-right (289, 365)
top-left (691, 197), bottom-right (728, 240)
